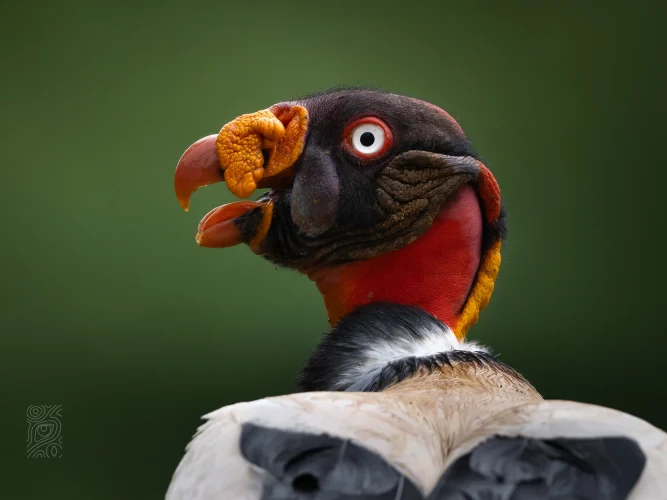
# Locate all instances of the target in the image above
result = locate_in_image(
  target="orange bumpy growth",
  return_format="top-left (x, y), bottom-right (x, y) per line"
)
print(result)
top-left (215, 106), bottom-right (308, 198)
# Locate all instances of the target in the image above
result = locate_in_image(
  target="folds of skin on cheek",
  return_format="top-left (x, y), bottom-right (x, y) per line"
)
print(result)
top-left (313, 163), bottom-right (503, 340)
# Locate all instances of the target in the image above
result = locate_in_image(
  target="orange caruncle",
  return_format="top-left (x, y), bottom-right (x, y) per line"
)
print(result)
top-left (215, 106), bottom-right (308, 198)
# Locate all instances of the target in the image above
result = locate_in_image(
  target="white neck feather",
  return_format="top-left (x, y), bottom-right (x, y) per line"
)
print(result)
top-left (338, 326), bottom-right (489, 391)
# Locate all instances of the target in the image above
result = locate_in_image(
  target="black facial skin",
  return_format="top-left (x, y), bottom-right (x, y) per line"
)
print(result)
top-left (234, 87), bottom-right (506, 270)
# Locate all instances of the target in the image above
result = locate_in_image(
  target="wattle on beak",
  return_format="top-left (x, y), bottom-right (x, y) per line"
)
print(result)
top-left (174, 104), bottom-right (308, 249)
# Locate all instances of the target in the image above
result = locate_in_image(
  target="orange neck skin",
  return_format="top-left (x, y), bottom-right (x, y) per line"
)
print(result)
top-left (309, 186), bottom-right (483, 331)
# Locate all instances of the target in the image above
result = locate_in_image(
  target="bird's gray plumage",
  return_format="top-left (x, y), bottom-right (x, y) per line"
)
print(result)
top-left (429, 435), bottom-right (646, 499)
top-left (241, 423), bottom-right (423, 499)
top-left (241, 425), bottom-right (646, 500)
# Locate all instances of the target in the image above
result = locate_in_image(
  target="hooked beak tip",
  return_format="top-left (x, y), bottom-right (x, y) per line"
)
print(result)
top-left (177, 196), bottom-right (191, 212)
top-left (173, 134), bottom-right (223, 212)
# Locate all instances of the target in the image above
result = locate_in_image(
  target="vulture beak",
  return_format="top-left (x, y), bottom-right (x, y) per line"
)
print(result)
top-left (174, 104), bottom-right (308, 251)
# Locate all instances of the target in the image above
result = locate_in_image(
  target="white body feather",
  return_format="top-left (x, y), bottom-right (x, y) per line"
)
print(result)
top-left (166, 391), bottom-right (667, 499)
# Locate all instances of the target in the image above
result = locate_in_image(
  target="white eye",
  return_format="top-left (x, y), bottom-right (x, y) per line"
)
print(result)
top-left (350, 123), bottom-right (386, 156)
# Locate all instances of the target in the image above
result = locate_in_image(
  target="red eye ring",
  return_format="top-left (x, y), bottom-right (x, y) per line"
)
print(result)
top-left (343, 116), bottom-right (393, 160)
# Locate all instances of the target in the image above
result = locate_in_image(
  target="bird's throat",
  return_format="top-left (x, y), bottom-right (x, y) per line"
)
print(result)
top-left (310, 185), bottom-right (492, 339)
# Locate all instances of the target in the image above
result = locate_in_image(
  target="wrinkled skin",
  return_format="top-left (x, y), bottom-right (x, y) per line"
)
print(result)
top-left (228, 89), bottom-right (499, 271)
top-left (174, 87), bottom-right (507, 334)
top-left (174, 88), bottom-right (506, 275)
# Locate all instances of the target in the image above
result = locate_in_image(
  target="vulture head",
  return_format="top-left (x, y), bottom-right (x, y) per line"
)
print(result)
top-left (174, 88), bottom-right (505, 339)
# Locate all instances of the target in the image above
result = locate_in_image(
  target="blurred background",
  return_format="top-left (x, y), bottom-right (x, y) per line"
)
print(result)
top-left (1, 1), bottom-right (665, 498)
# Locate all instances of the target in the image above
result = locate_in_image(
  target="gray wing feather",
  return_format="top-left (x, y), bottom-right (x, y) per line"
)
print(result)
top-left (240, 423), bottom-right (424, 500)
top-left (428, 435), bottom-right (646, 500)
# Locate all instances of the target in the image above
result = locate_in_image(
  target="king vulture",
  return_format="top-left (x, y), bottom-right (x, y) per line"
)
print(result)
top-left (167, 88), bottom-right (667, 499)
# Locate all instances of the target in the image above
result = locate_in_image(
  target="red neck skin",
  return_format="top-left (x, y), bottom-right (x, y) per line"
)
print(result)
top-left (310, 185), bottom-right (483, 329)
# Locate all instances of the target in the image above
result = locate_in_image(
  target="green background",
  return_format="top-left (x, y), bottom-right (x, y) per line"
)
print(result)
top-left (2, 1), bottom-right (665, 498)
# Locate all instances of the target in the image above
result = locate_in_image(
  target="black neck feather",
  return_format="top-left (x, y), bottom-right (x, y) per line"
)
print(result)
top-left (295, 302), bottom-right (522, 393)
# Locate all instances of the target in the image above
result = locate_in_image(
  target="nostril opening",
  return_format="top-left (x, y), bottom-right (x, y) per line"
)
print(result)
top-left (292, 473), bottom-right (319, 492)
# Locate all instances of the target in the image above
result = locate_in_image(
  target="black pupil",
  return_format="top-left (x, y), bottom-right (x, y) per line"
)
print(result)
top-left (359, 131), bottom-right (375, 147)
